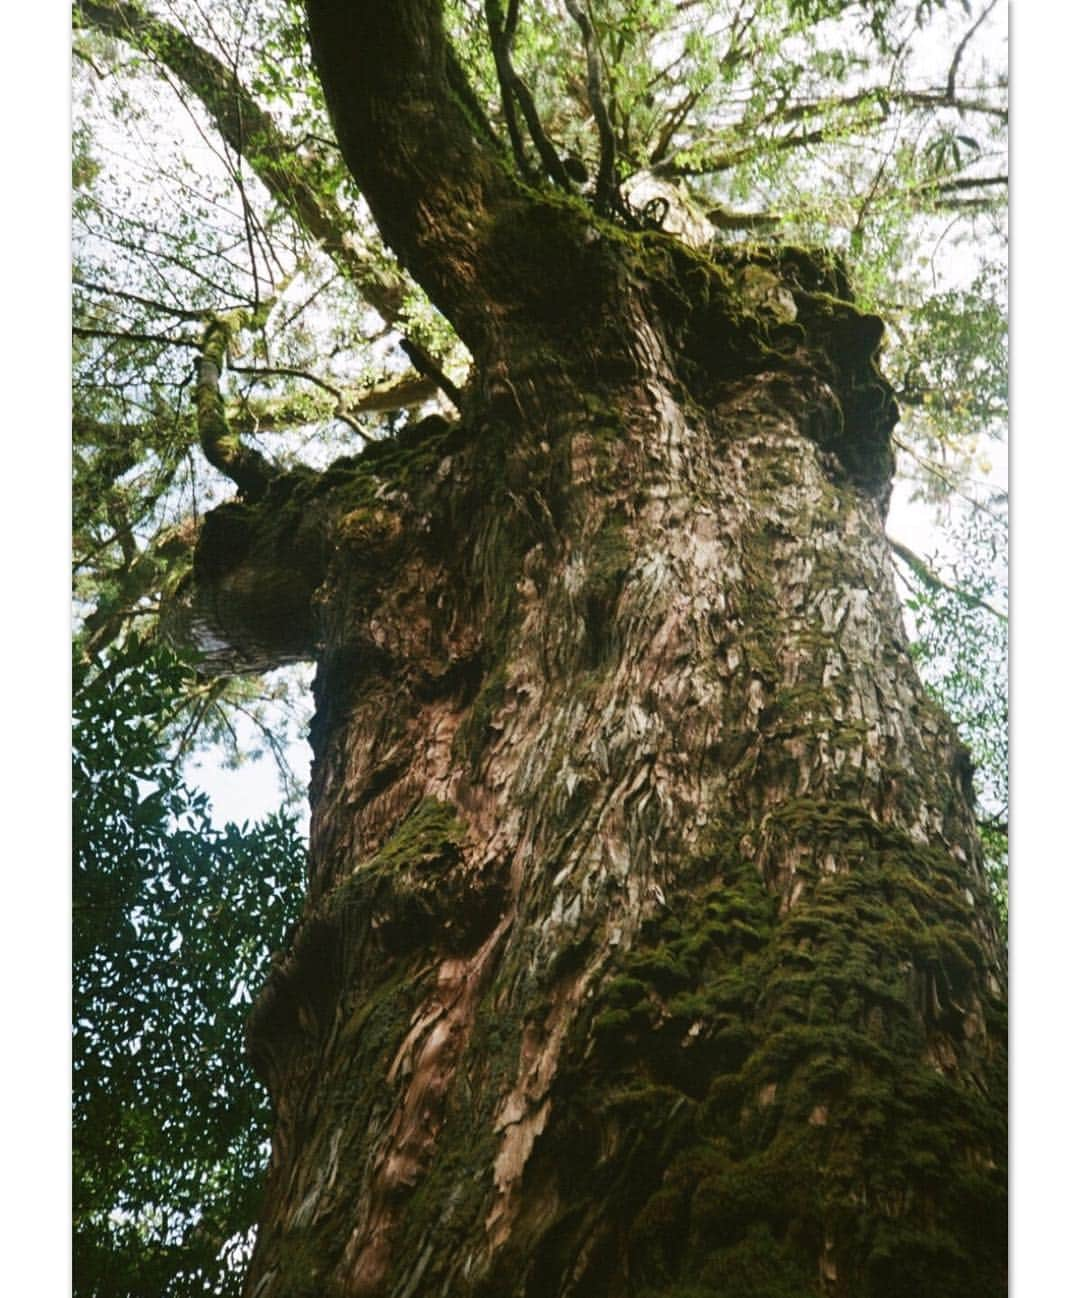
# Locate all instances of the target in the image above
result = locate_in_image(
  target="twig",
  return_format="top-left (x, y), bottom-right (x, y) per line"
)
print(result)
top-left (73, 276), bottom-right (212, 322)
top-left (891, 434), bottom-right (1006, 519)
top-left (886, 534), bottom-right (1006, 622)
top-left (74, 325), bottom-right (202, 350)
top-left (948, 0), bottom-right (1000, 103)
top-left (229, 363), bottom-right (374, 442)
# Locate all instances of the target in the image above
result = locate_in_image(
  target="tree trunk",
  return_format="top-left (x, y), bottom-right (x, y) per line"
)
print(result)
top-left (180, 5), bottom-right (1006, 1295)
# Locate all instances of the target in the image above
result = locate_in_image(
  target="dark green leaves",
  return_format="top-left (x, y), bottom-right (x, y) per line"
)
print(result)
top-left (73, 640), bottom-right (307, 1296)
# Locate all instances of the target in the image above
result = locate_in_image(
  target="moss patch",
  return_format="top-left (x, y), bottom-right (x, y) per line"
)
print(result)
top-left (525, 811), bottom-right (1005, 1296)
top-left (364, 796), bottom-right (466, 873)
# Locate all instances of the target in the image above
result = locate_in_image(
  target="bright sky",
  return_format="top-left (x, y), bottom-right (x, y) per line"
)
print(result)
top-left (187, 715), bottom-right (313, 832)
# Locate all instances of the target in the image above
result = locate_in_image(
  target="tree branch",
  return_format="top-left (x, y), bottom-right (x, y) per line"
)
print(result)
top-left (509, 68), bottom-right (574, 192)
top-left (74, 325), bottom-right (202, 350)
top-left (891, 434), bottom-right (1006, 517)
top-left (655, 124), bottom-right (839, 178)
top-left (654, 81), bottom-right (1006, 179)
top-left (484, 0), bottom-right (534, 181)
top-left (78, 0), bottom-right (468, 433)
top-left (73, 275), bottom-right (212, 322)
top-left (948, 0), bottom-right (1001, 103)
top-left (230, 360), bottom-right (451, 440)
top-left (886, 534), bottom-right (1006, 622)
top-left (914, 173), bottom-right (1007, 196)
top-left (76, 1), bottom-right (407, 330)
top-left (305, 0), bottom-right (518, 343)
top-left (563, 0), bottom-right (619, 214)
top-left (770, 84), bottom-right (1007, 128)
top-left (648, 89), bottom-right (701, 169)
top-left (906, 172), bottom-right (1007, 213)
top-left (196, 317), bottom-right (276, 497)
top-left (705, 203), bottom-right (781, 232)
top-left (398, 339), bottom-right (463, 410)
top-left (480, 0), bottom-right (575, 192)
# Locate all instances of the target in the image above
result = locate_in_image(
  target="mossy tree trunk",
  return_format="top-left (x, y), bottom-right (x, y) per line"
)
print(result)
top-left (180, 4), bottom-right (1006, 1295)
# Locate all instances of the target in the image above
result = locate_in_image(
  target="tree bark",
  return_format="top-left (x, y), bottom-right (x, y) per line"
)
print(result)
top-left (179, 4), bottom-right (1007, 1295)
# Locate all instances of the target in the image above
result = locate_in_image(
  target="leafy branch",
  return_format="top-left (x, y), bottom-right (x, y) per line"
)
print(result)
top-left (887, 534), bottom-right (1005, 622)
top-left (76, 0), bottom-right (454, 389)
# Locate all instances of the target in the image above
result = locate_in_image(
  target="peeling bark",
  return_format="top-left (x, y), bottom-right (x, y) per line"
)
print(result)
top-left (175, 5), bottom-right (1007, 1295)
top-left (185, 236), bottom-right (1004, 1298)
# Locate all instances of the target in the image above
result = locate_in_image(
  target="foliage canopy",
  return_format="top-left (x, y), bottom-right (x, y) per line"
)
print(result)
top-left (73, 638), bottom-right (307, 1294)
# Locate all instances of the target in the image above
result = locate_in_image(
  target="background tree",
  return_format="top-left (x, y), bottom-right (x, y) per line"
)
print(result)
top-left (71, 1), bottom-right (1007, 1295)
top-left (73, 638), bottom-right (307, 1295)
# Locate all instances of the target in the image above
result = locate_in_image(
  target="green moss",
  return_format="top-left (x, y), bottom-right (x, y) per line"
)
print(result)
top-left (477, 190), bottom-right (896, 492)
top-left (365, 796), bottom-right (466, 873)
top-left (592, 1006), bottom-right (635, 1050)
top-left (309, 796), bottom-right (493, 962)
top-left (547, 807), bottom-right (1006, 1295)
top-left (605, 975), bottom-right (652, 1008)
top-left (626, 946), bottom-right (696, 994)
top-left (698, 1222), bottom-right (817, 1297)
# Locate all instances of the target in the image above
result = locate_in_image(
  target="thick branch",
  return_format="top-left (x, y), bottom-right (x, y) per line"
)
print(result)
top-left (484, 0), bottom-right (533, 180)
top-left (482, 0), bottom-right (572, 190)
top-left (509, 71), bottom-right (573, 191)
top-left (196, 318), bottom-right (276, 498)
top-left (563, 0), bottom-right (618, 214)
top-left (233, 366), bottom-right (443, 424)
top-left (304, 0), bottom-right (520, 343)
top-left (398, 339), bottom-right (463, 410)
top-left (706, 204), bottom-right (781, 232)
top-left (231, 362), bottom-right (457, 436)
top-left (76, 370), bottom-right (445, 462)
